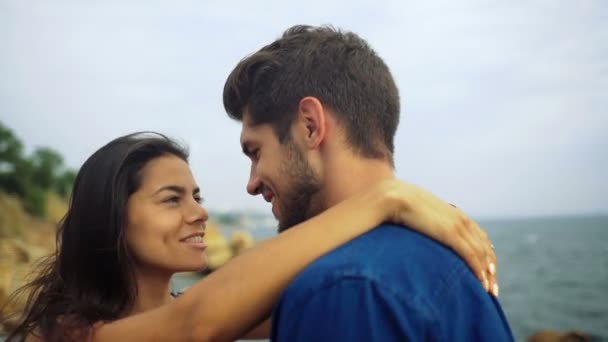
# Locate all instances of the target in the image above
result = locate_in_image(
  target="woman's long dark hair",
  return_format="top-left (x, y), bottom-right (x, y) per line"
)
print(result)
top-left (2, 132), bottom-right (189, 341)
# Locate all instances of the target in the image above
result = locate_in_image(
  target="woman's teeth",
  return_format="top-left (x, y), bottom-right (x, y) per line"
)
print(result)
top-left (184, 236), bottom-right (203, 243)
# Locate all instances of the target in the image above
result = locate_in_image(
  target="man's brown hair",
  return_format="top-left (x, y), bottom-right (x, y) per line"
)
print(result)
top-left (223, 25), bottom-right (400, 164)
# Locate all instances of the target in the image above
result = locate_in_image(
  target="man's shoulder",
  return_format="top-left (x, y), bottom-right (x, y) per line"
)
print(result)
top-left (284, 224), bottom-right (473, 302)
top-left (297, 224), bottom-right (468, 276)
top-left (274, 225), bottom-right (514, 341)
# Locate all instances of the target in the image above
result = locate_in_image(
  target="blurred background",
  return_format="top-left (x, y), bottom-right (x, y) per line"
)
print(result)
top-left (1, 0), bottom-right (607, 340)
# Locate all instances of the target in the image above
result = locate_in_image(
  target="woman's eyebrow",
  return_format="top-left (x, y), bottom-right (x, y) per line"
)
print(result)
top-left (154, 185), bottom-right (201, 195)
top-left (153, 185), bottom-right (185, 195)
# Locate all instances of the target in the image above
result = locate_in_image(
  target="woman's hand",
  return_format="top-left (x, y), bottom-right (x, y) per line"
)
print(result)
top-left (375, 179), bottom-right (498, 296)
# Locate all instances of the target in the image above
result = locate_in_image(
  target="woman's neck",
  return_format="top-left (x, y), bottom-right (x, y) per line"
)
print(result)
top-left (126, 267), bottom-right (174, 316)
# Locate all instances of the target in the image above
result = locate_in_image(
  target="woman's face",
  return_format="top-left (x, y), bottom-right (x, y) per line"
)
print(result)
top-left (125, 154), bottom-right (209, 274)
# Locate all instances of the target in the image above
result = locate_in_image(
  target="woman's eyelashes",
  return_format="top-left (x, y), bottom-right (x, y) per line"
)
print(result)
top-left (162, 194), bottom-right (204, 206)
top-left (163, 195), bottom-right (181, 205)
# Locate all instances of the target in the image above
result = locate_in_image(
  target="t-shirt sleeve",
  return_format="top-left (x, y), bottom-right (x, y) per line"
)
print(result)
top-left (271, 277), bottom-right (437, 341)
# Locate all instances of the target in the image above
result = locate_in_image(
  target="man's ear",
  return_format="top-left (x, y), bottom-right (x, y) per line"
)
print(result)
top-left (297, 96), bottom-right (326, 149)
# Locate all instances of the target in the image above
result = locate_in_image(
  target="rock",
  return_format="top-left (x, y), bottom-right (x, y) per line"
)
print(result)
top-left (21, 219), bottom-right (56, 255)
top-left (204, 223), bottom-right (233, 271)
top-left (528, 330), bottom-right (591, 342)
top-left (230, 230), bottom-right (255, 256)
top-left (45, 191), bottom-right (68, 224)
top-left (0, 192), bottom-right (26, 238)
top-left (0, 192), bottom-right (58, 334)
top-left (203, 225), bottom-right (258, 271)
top-left (0, 260), bottom-right (32, 333)
top-left (0, 238), bottom-right (31, 264)
top-left (0, 260), bottom-right (15, 308)
top-left (0, 236), bottom-right (54, 267)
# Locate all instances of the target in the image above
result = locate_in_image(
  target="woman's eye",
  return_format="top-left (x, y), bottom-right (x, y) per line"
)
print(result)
top-left (194, 196), bottom-right (205, 204)
top-left (164, 196), bottom-right (180, 204)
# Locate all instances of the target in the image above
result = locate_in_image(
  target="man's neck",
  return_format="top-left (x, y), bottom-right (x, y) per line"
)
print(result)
top-left (321, 156), bottom-right (395, 210)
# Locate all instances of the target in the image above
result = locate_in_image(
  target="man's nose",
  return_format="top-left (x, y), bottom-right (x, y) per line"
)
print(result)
top-left (247, 174), bottom-right (262, 196)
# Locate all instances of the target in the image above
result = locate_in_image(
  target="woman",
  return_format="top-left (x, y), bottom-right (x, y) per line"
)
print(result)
top-left (4, 132), bottom-right (496, 341)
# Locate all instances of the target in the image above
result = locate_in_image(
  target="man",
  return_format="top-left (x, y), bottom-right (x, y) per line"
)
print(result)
top-left (223, 25), bottom-right (513, 341)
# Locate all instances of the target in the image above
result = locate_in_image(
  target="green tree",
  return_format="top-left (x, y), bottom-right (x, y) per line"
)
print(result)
top-left (55, 169), bottom-right (77, 198)
top-left (0, 122), bottom-right (24, 163)
top-left (23, 182), bottom-right (47, 217)
top-left (0, 122), bottom-right (26, 195)
top-left (31, 147), bottom-right (64, 190)
top-left (0, 120), bottom-right (76, 217)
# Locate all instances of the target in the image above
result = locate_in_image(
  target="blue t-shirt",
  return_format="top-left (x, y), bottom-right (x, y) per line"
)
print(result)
top-left (271, 224), bottom-right (514, 341)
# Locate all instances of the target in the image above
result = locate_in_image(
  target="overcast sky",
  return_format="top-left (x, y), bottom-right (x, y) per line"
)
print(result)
top-left (1, 0), bottom-right (606, 218)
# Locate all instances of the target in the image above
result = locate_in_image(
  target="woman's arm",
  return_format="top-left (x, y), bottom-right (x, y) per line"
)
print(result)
top-left (93, 179), bottom-right (495, 342)
top-left (240, 318), bottom-right (271, 340)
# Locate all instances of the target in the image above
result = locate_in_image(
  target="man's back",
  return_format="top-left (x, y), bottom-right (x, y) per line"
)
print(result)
top-left (271, 224), bottom-right (513, 341)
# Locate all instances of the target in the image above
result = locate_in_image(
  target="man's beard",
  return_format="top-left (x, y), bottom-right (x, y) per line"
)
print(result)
top-left (276, 141), bottom-right (322, 233)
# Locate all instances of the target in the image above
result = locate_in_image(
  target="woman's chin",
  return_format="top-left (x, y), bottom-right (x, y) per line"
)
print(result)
top-left (159, 255), bottom-right (208, 274)
top-left (176, 261), bottom-right (208, 273)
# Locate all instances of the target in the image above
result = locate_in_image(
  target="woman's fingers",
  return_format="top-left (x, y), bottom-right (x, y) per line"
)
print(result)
top-left (474, 223), bottom-right (499, 297)
top-left (454, 231), bottom-right (489, 291)
top-left (468, 219), bottom-right (498, 297)
top-left (453, 209), bottom-right (498, 296)
top-left (455, 215), bottom-right (490, 292)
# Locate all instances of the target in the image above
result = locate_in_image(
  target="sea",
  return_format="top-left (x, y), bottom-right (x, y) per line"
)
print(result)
top-left (173, 215), bottom-right (608, 341)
